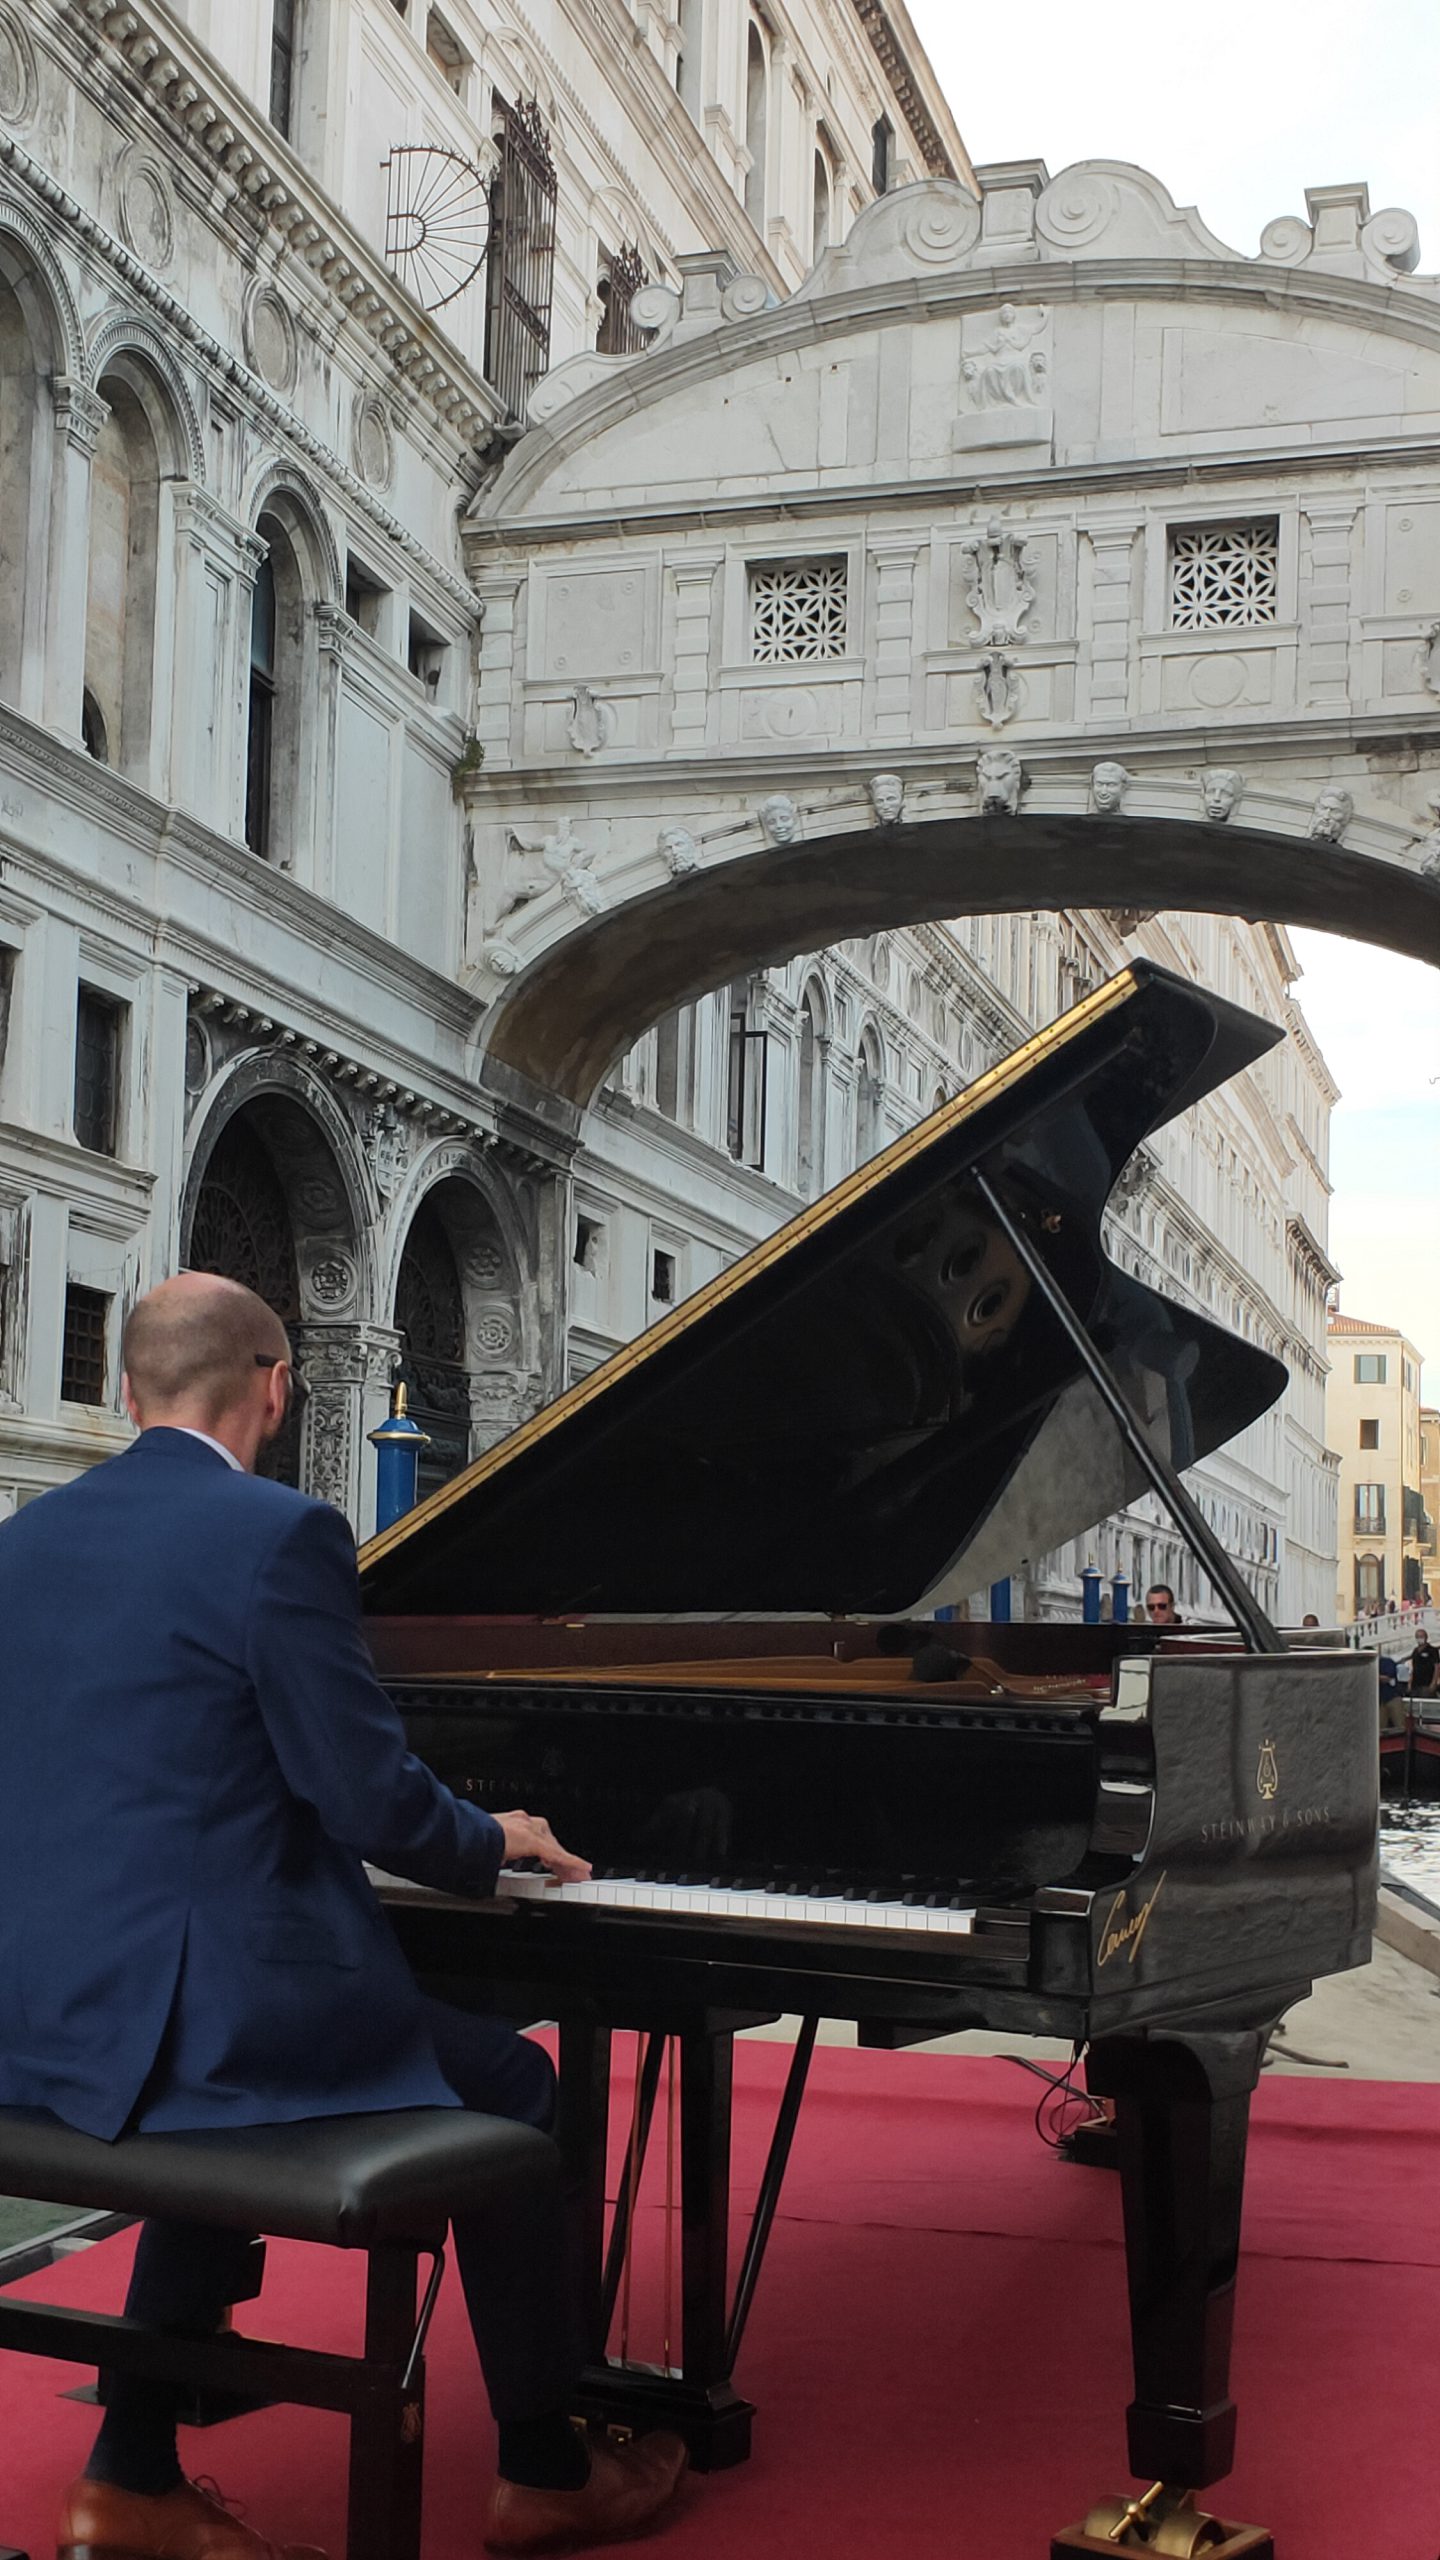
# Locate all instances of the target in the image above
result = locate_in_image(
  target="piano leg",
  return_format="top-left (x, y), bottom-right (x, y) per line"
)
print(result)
top-left (1051, 2027), bottom-right (1275, 2560)
top-left (561, 2016), bottom-right (763, 2472)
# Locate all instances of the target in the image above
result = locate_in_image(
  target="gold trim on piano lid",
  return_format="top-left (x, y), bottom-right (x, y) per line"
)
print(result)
top-left (358, 966), bottom-right (1143, 1574)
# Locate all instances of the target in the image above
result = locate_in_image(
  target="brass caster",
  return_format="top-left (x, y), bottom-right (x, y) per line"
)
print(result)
top-left (1052, 2483), bottom-right (1274, 2559)
top-left (1082, 2488), bottom-right (1227, 2554)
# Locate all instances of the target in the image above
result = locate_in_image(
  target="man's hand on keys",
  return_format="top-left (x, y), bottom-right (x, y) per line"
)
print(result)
top-left (495, 1809), bottom-right (593, 1884)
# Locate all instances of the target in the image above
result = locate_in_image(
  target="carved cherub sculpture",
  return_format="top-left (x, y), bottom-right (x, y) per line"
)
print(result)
top-left (1307, 788), bottom-right (1353, 845)
top-left (1201, 768), bottom-right (1244, 823)
top-left (977, 748), bottom-right (1025, 816)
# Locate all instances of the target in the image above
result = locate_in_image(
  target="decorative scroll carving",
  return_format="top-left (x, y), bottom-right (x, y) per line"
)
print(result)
top-left (363, 1101), bottom-right (412, 1203)
top-left (567, 684), bottom-right (614, 754)
top-left (958, 522), bottom-right (1037, 646)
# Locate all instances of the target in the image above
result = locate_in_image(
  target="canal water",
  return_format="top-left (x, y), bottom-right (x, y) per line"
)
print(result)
top-left (1381, 1800), bottom-right (1440, 1907)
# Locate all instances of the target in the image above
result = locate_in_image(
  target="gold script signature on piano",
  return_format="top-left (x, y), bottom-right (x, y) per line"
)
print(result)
top-left (1096, 1871), bottom-right (1166, 1970)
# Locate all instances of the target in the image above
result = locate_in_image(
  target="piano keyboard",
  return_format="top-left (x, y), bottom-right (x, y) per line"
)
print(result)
top-left (492, 1870), bottom-right (978, 1935)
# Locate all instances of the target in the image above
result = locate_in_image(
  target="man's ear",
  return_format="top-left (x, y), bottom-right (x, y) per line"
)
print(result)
top-left (121, 1370), bottom-right (142, 1430)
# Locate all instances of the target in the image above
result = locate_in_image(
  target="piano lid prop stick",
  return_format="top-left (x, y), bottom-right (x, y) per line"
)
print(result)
top-left (663, 2039), bottom-right (677, 2376)
top-left (972, 1170), bottom-right (1283, 1657)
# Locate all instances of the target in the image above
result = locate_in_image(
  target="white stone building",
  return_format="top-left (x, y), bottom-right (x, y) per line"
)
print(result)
top-left (0, 0), bottom-right (1386, 1622)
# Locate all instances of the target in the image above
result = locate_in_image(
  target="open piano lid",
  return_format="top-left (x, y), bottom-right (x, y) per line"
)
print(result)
top-left (360, 962), bottom-right (1287, 1620)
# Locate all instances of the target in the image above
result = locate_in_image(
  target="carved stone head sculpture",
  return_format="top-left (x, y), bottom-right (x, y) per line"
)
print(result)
top-left (759, 792), bottom-right (799, 845)
top-left (977, 748), bottom-right (1025, 816)
top-left (869, 773), bottom-right (905, 827)
top-left (659, 825), bottom-right (699, 876)
top-left (1307, 788), bottom-right (1353, 845)
top-left (1201, 767), bottom-right (1244, 823)
top-left (1090, 761), bottom-right (1133, 815)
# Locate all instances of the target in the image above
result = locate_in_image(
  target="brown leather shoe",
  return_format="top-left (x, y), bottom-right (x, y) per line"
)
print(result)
top-left (56, 2473), bottom-right (327, 2560)
top-left (485, 2432), bottom-right (688, 2555)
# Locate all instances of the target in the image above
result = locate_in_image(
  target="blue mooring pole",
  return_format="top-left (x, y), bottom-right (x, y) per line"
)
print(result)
top-left (369, 1382), bottom-right (431, 1534)
top-left (989, 1578), bottom-right (1012, 1624)
top-left (1111, 1574), bottom-right (1130, 1625)
top-left (1081, 1565), bottom-right (1101, 1625)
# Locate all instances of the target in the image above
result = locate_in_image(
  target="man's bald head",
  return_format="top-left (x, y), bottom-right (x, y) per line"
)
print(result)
top-left (122, 1273), bottom-right (289, 1431)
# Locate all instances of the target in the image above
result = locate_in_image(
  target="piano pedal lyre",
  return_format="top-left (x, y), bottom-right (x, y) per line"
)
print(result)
top-left (1052, 2484), bottom-right (1274, 2558)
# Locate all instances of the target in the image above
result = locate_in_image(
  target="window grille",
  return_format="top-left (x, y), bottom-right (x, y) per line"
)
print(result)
top-left (749, 558), bottom-right (848, 663)
top-left (74, 987), bottom-right (121, 1157)
top-left (726, 994), bottom-right (768, 1167)
top-left (1169, 520), bottom-right (1279, 629)
top-left (270, 0), bottom-right (298, 136)
top-left (484, 97), bottom-right (558, 419)
top-left (596, 244), bottom-right (652, 356)
top-left (61, 1284), bottom-right (110, 1406)
top-left (245, 551), bottom-right (277, 859)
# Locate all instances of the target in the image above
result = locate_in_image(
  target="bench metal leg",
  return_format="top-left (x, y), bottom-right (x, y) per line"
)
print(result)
top-left (346, 2248), bottom-right (424, 2560)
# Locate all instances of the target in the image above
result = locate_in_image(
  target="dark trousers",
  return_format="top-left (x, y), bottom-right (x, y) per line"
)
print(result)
top-left (121, 2003), bottom-right (585, 2427)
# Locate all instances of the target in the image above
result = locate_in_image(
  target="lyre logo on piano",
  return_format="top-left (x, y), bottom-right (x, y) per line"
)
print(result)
top-left (1256, 1738), bottom-right (1280, 1802)
top-left (1096, 1872), bottom-right (1166, 1970)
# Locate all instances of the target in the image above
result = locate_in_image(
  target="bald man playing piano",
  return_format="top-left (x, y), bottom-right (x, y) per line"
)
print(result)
top-left (0, 1273), bottom-right (685, 2560)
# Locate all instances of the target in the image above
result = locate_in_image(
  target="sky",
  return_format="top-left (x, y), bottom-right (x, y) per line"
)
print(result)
top-left (909, 0), bottom-right (1440, 1391)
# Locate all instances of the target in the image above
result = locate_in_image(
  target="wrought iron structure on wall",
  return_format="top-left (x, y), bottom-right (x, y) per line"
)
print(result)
top-left (596, 243), bottom-right (651, 357)
top-left (484, 97), bottom-right (558, 419)
top-left (383, 144), bottom-right (490, 313)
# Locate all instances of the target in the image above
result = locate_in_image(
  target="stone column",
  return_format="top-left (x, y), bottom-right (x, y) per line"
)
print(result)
top-left (471, 572), bottom-right (524, 767)
top-left (44, 376), bottom-right (109, 736)
top-left (669, 548), bottom-right (724, 752)
top-left (866, 534), bottom-right (923, 742)
top-left (1080, 520), bottom-right (1140, 724)
top-left (1302, 502), bottom-right (1358, 711)
top-left (296, 1321), bottom-right (402, 1532)
top-left (311, 601), bottom-right (349, 902)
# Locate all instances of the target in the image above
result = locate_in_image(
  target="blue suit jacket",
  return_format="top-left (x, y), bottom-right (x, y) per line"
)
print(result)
top-left (0, 1429), bottom-right (504, 2138)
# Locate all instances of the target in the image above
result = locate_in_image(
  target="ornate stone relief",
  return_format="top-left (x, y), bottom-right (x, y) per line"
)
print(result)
top-left (1422, 624), bottom-right (1440, 699)
top-left (957, 306), bottom-right (1051, 454)
top-left (115, 147), bottom-right (176, 273)
top-left (868, 774), bottom-right (906, 828)
top-left (496, 822), bottom-right (600, 925)
top-left (977, 749), bottom-right (1025, 815)
top-left (1090, 761), bottom-right (1133, 814)
top-left (1307, 788), bottom-right (1353, 844)
top-left (976, 651), bottom-right (1020, 728)
top-left (958, 522), bottom-right (1037, 647)
top-left (0, 5), bottom-right (37, 127)
top-left (1409, 790), bottom-right (1440, 883)
top-left (352, 394), bottom-right (395, 493)
top-left (363, 1101), bottom-right (412, 1202)
top-left (567, 685), bottom-right (615, 754)
top-left (244, 287), bottom-right (298, 397)
top-left (1200, 768), bottom-right (1244, 823)
top-left (308, 1253), bottom-right (356, 1309)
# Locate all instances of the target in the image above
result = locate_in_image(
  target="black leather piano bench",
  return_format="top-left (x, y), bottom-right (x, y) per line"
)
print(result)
top-left (0, 2104), bottom-right (559, 2560)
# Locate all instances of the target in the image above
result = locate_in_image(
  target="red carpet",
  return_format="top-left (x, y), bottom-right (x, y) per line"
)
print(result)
top-left (2, 2045), bottom-right (1438, 2560)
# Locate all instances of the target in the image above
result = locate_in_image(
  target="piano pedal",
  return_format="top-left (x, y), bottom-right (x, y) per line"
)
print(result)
top-left (1053, 2485), bottom-right (1273, 2556)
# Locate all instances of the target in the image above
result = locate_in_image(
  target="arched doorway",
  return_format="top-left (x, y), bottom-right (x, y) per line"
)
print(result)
top-left (186, 1113), bottom-right (303, 1485)
top-left (394, 1191), bottom-right (471, 1498)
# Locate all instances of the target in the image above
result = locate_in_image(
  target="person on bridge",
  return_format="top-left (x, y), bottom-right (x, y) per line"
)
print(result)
top-left (0, 1275), bottom-right (687, 2560)
top-left (1409, 1627), bottom-right (1437, 1702)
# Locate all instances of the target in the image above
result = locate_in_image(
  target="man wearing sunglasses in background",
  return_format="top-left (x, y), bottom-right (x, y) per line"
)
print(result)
top-left (0, 1271), bottom-right (685, 2560)
top-left (1145, 1582), bottom-right (1184, 1628)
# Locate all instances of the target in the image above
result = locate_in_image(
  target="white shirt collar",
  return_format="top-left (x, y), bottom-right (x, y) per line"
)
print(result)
top-left (173, 1426), bottom-right (245, 1474)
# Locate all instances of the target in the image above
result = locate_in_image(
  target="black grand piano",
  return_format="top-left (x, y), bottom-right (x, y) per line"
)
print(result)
top-left (361, 963), bottom-right (1376, 2559)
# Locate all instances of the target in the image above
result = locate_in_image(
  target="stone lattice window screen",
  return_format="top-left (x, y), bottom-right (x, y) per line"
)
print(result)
top-left (1169, 521), bottom-right (1280, 628)
top-left (749, 558), bottom-right (849, 662)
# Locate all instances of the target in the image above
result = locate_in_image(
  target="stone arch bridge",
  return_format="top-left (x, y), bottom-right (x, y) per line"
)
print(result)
top-left (456, 160), bottom-right (1440, 1106)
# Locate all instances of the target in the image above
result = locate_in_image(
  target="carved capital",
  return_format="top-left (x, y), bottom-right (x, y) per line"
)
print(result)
top-left (51, 375), bottom-right (110, 455)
